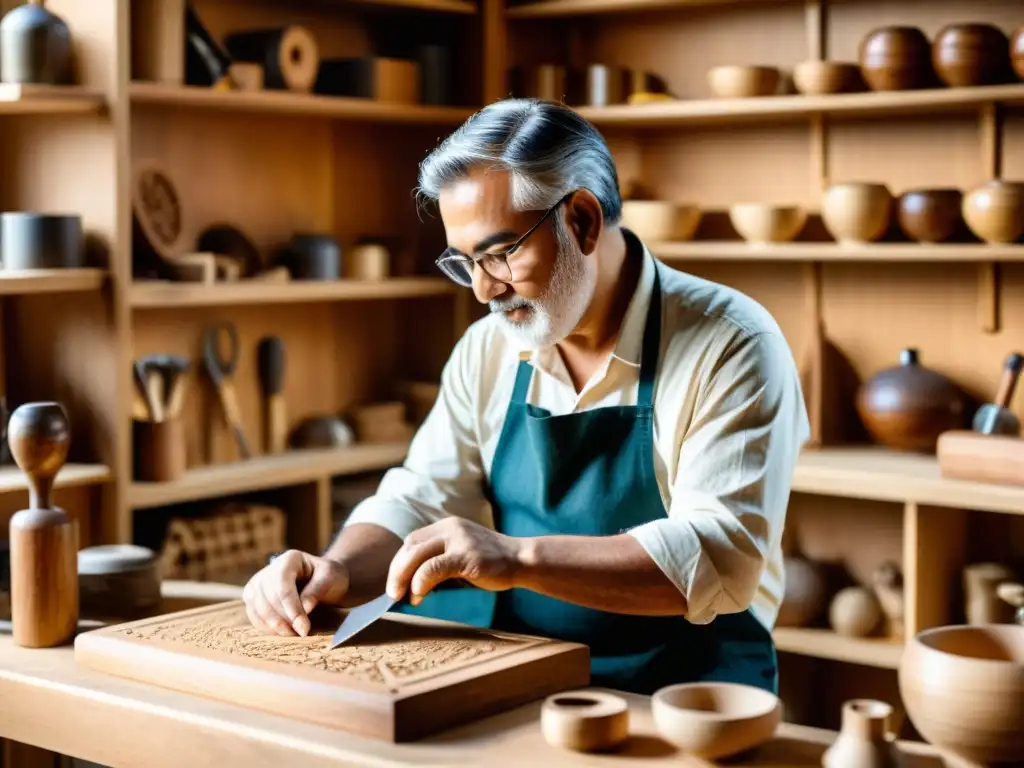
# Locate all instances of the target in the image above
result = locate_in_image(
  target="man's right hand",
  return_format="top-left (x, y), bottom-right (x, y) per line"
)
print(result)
top-left (242, 550), bottom-right (350, 637)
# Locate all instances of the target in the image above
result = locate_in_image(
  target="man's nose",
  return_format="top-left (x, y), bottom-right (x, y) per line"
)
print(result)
top-left (472, 263), bottom-right (507, 304)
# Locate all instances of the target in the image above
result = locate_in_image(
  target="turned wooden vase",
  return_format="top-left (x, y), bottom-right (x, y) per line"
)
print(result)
top-left (859, 26), bottom-right (933, 91)
top-left (932, 23), bottom-right (1011, 87)
top-left (855, 348), bottom-right (967, 453)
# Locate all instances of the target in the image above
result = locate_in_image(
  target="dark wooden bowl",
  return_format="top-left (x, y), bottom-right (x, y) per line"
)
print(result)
top-left (897, 189), bottom-right (963, 243)
top-left (859, 26), bottom-right (933, 91)
top-left (1011, 26), bottom-right (1024, 81)
top-left (933, 23), bottom-right (1011, 87)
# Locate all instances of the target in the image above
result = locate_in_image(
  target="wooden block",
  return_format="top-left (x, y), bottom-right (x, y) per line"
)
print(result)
top-left (131, 0), bottom-right (185, 84)
top-left (936, 430), bottom-right (1024, 486)
top-left (74, 601), bottom-right (590, 742)
top-left (228, 63), bottom-right (264, 92)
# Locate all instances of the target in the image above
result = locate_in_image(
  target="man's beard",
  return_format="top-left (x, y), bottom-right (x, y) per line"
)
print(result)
top-left (489, 220), bottom-right (595, 349)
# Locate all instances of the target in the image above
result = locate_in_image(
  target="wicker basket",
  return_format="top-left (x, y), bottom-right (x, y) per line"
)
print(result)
top-left (159, 503), bottom-right (286, 585)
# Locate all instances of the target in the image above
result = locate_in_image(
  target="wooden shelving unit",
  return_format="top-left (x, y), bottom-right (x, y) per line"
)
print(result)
top-left (129, 442), bottom-right (410, 509)
top-left (0, 84), bottom-right (105, 114)
top-left (0, 269), bottom-right (106, 295)
top-left (129, 277), bottom-right (456, 308)
top-left (577, 83), bottom-right (1024, 127)
top-left (772, 627), bottom-right (903, 670)
top-left (130, 83), bottom-right (474, 124)
top-left (653, 242), bottom-right (1024, 262)
top-left (506, 0), bottom-right (780, 18)
top-left (0, 464), bottom-right (111, 494)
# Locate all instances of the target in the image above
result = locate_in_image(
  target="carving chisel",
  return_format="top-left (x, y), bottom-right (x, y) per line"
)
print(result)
top-left (329, 593), bottom-right (396, 649)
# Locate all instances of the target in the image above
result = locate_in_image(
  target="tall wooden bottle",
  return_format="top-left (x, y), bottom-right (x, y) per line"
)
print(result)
top-left (8, 402), bottom-right (79, 647)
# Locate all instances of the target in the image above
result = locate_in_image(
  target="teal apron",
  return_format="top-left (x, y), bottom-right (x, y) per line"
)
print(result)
top-left (395, 268), bottom-right (778, 696)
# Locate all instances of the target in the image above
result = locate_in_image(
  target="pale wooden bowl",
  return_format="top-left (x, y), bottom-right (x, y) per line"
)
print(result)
top-left (729, 203), bottom-right (807, 244)
top-left (651, 682), bottom-right (781, 760)
top-left (793, 60), bottom-right (862, 95)
top-left (962, 179), bottom-right (1024, 244)
top-left (707, 65), bottom-right (781, 98)
top-left (620, 200), bottom-right (702, 242)
top-left (822, 182), bottom-right (893, 244)
top-left (899, 625), bottom-right (1024, 765)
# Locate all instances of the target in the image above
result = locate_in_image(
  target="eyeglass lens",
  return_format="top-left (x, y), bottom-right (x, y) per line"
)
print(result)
top-left (437, 253), bottom-right (512, 287)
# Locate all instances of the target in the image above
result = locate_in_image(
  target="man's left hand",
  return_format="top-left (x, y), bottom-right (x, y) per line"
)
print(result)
top-left (385, 517), bottom-right (525, 605)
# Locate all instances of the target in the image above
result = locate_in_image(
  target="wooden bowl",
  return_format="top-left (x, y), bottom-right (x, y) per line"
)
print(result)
top-left (728, 204), bottom-right (807, 244)
top-left (821, 182), bottom-right (893, 244)
top-left (707, 65), bottom-right (780, 98)
top-left (899, 625), bottom-right (1024, 764)
top-left (859, 26), bottom-right (932, 91)
top-left (793, 60), bottom-right (861, 95)
top-left (651, 682), bottom-right (781, 760)
top-left (620, 200), bottom-right (702, 242)
top-left (1012, 26), bottom-right (1024, 81)
top-left (963, 180), bottom-right (1024, 243)
top-left (897, 188), bottom-right (962, 243)
top-left (933, 23), bottom-right (1011, 87)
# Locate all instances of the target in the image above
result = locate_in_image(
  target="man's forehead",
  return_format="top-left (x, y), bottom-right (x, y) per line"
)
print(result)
top-left (439, 167), bottom-right (513, 213)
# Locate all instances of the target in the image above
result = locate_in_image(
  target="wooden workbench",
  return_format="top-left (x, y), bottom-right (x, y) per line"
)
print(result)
top-left (0, 582), bottom-right (956, 768)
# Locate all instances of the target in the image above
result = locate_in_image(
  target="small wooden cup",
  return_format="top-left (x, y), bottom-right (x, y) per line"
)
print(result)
top-left (133, 418), bottom-right (186, 482)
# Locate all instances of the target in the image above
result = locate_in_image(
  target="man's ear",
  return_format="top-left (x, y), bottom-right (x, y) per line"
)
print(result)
top-left (566, 190), bottom-right (604, 255)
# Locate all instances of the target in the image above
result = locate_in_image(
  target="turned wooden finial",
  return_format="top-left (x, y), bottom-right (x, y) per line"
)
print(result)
top-left (7, 402), bottom-right (70, 510)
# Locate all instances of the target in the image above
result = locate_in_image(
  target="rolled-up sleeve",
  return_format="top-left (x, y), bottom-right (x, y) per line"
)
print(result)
top-left (627, 330), bottom-right (808, 625)
top-left (343, 332), bottom-right (491, 540)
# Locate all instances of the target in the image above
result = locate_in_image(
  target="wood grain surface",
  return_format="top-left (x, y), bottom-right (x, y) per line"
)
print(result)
top-left (73, 600), bottom-right (591, 742)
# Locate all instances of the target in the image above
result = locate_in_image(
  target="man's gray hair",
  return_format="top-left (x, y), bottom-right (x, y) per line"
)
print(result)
top-left (416, 98), bottom-right (622, 225)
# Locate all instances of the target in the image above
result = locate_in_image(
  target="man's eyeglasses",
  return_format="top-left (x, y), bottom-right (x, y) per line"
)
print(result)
top-left (435, 192), bottom-right (574, 288)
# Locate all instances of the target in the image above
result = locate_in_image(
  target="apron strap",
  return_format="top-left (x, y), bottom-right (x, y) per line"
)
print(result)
top-left (637, 266), bottom-right (662, 409)
top-left (510, 359), bottom-right (533, 405)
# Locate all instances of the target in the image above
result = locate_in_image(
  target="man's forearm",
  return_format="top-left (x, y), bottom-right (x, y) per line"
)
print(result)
top-left (513, 534), bottom-right (689, 616)
top-left (325, 522), bottom-right (404, 606)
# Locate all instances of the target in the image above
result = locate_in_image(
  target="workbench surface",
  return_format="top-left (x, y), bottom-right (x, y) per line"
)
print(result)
top-left (0, 582), bottom-right (956, 768)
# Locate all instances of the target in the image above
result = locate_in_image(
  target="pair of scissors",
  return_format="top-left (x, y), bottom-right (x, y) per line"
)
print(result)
top-left (203, 321), bottom-right (251, 459)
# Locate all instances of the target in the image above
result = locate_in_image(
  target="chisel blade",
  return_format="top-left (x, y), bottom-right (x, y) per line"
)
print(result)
top-left (328, 593), bottom-right (397, 649)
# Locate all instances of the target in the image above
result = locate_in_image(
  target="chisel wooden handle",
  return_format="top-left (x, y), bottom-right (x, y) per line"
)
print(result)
top-left (257, 336), bottom-right (286, 454)
top-left (268, 395), bottom-right (287, 453)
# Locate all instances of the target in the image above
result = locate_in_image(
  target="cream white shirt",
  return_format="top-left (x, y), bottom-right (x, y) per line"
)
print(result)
top-left (346, 235), bottom-right (810, 631)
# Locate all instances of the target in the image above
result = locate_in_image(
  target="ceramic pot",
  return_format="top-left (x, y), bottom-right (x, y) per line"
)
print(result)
top-left (932, 23), bottom-right (1011, 88)
top-left (1, 212), bottom-right (84, 270)
top-left (855, 348), bottom-right (967, 453)
top-left (822, 699), bottom-right (903, 768)
top-left (963, 562), bottom-right (1017, 625)
top-left (821, 182), bottom-right (892, 244)
top-left (962, 180), bottom-right (1024, 243)
top-left (793, 60), bottom-right (862, 95)
top-left (897, 188), bottom-right (962, 243)
top-left (728, 204), bottom-right (807, 244)
top-left (899, 625), bottom-right (1024, 764)
top-left (859, 27), bottom-right (932, 91)
top-left (0, 0), bottom-right (72, 85)
top-left (707, 65), bottom-right (780, 98)
top-left (777, 556), bottom-right (829, 628)
top-left (1012, 27), bottom-right (1024, 81)
top-left (279, 234), bottom-right (341, 280)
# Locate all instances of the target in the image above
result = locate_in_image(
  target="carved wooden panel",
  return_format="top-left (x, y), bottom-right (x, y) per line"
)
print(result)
top-left (73, 601), bottom-right (590, 742)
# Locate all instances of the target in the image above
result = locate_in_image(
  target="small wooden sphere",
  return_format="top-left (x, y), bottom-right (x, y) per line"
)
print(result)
top-left (830, 587), bottom-right (883, 637)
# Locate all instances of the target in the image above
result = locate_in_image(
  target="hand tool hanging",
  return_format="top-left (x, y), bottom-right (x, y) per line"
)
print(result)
top-left (257, 335), bottom-right (286, 454)
top-left (203, 321), bottom-right (251, 459)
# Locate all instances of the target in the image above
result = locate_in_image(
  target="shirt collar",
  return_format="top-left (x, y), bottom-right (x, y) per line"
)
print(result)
top-left (514, 229), bottom-right (656, 369)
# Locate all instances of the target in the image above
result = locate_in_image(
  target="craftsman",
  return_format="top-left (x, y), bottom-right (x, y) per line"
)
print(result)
top-left (243, 98), bottom-right (810, 696)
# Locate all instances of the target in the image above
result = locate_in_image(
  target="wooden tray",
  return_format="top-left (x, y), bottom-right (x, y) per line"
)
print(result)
top-left (73, 600), bottom-right (590, 742)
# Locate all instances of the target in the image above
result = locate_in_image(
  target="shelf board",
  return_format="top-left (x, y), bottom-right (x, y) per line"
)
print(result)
top-left (507, 0), bottom-right (779, 18)
top-left (129, 83), bottom-right (474, 124)
top-left (574, 83), bottom-right (1024, 128)
top-left (0, 463), bottom-right (112, 494)
top-left (129, 442), bottom-right (409, 509)
top-left (794, 446), bottom-right (1024, 516)
top-left (652, 242), bottom-right (1024, 262)
top-left (773, 627), bottom-right (903, 669)
top-left (0, 84), bottom-right (105, 115)
top-left (129, 277), bottom-right (456, 308)
top-left (0, 269), bottom-right (106, 295)
top-left (325, 0), bottom-right (477, 12)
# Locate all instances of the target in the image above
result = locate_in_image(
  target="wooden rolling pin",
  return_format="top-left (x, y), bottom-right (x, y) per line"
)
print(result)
top-left (8, 402), bottom-right (79, 648)
top-left (936, 430), bottom-right (1024, 486)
